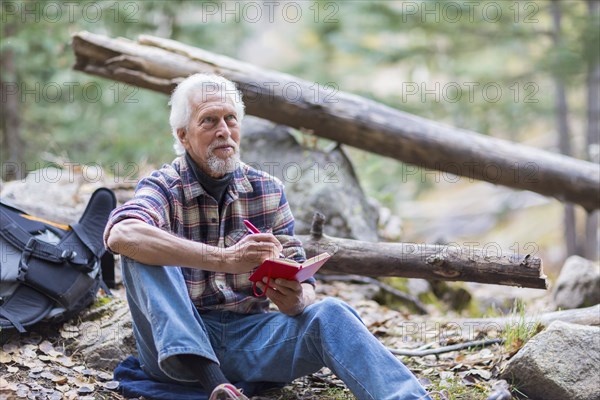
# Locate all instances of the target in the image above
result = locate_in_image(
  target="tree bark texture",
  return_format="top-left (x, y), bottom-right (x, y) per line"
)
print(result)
top-left (71, 31), bottom-right (600, 211)
top-left (585, 0), bottom-right (600, 260)
top-left (550, 0), bottom-right (580, 258)
top-left (1, 22), bottom-right (26, 181)
top-left (297, 212), bottom-right (548, 290)
top-left (297, 233), bottom-right (547, 290)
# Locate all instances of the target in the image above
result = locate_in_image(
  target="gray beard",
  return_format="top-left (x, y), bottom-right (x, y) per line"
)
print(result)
top-left (205, 140), bottom-right (240, 175)
top-left (206, 152), bottom-right (240, 175)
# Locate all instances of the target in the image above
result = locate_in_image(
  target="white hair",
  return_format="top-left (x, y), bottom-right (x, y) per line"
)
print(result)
top-left (169, 73), bottom-right (245, 155)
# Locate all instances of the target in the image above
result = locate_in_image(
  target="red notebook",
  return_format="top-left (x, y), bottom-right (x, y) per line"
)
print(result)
top-left (248, 253), bottom-right (331, 296)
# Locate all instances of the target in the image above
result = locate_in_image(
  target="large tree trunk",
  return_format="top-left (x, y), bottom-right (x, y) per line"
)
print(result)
top-left (550, 0), bottom-right (579, 258)
top-left (70, 31), bottom-right (600, 211)
top-left (585, 0), bottom-right (600, 260)
top-left (297, 214), bottom-right (547, 290)
top-left (1, 22), bottom-right (26, 181)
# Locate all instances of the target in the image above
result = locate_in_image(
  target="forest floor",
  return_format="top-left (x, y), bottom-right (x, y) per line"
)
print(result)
top-left (0, 278), bottom-right (531, 400)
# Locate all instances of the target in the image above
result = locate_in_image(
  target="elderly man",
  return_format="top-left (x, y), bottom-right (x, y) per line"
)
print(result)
top-left (104, 73), bottom-right (430, 400)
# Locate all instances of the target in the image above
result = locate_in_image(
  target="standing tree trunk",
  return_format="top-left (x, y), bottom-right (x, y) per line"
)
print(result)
top-left (0, 22), bottom-right (26, 181)
top-left (550, 0), bottom-right (579, 258)
top-left (585, 0), bottom-right (600, 260)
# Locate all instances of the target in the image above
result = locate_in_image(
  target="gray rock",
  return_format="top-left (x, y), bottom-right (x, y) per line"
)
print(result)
top-left (553, 256), bottom-right (600, 309)
top-left (240, 116), bottom-right (379, 241)
top-left (67, 298), bottom-right (136, 370)
top-left (0, 167), bottom-right (106, 224)
top-left (501, 320), bottom-right (600, 400)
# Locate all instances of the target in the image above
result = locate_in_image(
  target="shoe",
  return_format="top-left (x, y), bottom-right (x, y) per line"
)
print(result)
top-left (209, 383), bottom-right (249, 400)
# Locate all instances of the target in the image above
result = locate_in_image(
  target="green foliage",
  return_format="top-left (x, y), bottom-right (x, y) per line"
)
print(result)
top-left (1, 0), bottom-right (596, 199)
top-left (265, 385), bottom-right (355, 400)
top-left (0, 0), bottom-right (247, 172)
top-left (426, 376), bottom-right (489, 400)
top-left (91, 295), bottom-right (112, 309)
top-left (502, 300), bottom-right (541, 354)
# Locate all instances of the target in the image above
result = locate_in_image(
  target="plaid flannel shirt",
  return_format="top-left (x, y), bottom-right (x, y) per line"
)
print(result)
top-left (104, 156), bottom-right (308, 314)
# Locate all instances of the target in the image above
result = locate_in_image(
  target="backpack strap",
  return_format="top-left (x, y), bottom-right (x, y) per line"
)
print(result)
top-left (71, 188), bottom-right (117, 294)
top-left (0, 307), bottom-right (26, 333)
top-left (0, 209), bottom-right (92, 269)
top-left (0, 286), bottom-right (55, 333)
top-left (100, 252), bottom-right (116, 289)
top-left (71, 223), bottom-right (103, 259)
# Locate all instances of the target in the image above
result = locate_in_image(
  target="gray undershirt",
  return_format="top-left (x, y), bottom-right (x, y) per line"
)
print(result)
top-left (185, 152), bottom-right (233, 210)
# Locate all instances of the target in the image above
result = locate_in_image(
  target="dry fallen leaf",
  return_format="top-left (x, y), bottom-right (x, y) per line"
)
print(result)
top-left (23, 359), bottom-right (40, 369)
top-left (53, 375), bottom-right (68, 385)
top-left (0, 352), bottom-right (12, 363)
top-left (41, 371), bottom-right (58, 381)
top-left (440, 371), bottom-right (455, 380)
top-left (54, 365), bottom-right (72, 376)
top-left (103, 381), bottom-right (120, 390)
top-left (96, 371), bottom-right (113, 381)
top-left (64, 389), bottom-right (79, 400)
top-left (70, 377), bottom-right (95, 388)
top-left (38, 340), bottom-right (55, 355)
top-left (22, 347), bottom-right (37, 359)
top-left (48, 391), bottom-right (63, 400)
top-left (55, 383), bottom-right (70, 393)
top-left (450, 363), bottom-right (465, 371)
top-left (15, 383), bottom-right (30, 397)
top-left (56, 356), bottom-right (75, 367)
top-left (462, 369), bottom-right (492, 380)
top-left (77, 384), bottom-right (95, 394)
top-left (478, 348), bottom-right (495, 360)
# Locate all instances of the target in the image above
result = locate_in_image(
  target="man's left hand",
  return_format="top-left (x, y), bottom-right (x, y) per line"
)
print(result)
top-left (256, 279), bottom-right (316, 316)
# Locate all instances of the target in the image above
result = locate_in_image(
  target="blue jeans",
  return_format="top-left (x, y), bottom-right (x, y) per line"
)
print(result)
top-left (121, 258), bottom-right (431, 400)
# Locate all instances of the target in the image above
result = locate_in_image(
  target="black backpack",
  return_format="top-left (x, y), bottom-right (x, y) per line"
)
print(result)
top-left (0, 188), bottom-right (116, 333)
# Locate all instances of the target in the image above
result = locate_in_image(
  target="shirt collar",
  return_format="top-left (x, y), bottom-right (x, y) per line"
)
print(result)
top-left (179, 155), bottom-right (253, 202)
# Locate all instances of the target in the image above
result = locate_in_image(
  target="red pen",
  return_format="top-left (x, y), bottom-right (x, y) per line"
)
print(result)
top-left (243, 219), bottom-right (285, 258)
top-left (243, 219), bottom-right (261, 234)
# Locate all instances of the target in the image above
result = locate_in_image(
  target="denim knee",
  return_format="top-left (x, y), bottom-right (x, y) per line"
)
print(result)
top-left (305, 297), bottom-right (364, 328)
top-left (312, 297), bottom-right (358, 314)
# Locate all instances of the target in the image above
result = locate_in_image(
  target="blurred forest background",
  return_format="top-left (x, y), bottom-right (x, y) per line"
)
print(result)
top-left (2, 0), bottom-right (599, 276)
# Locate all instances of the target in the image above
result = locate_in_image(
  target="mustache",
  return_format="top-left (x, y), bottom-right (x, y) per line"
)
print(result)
top-left (208, 139), bottom-right (238, 153)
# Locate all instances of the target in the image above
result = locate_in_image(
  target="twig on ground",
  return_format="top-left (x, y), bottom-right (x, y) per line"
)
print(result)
top-left (389, 338), bottom-right (505, 357)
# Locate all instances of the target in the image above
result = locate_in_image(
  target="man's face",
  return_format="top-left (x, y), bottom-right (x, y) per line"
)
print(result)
top-left (178, 93), bottom-right (241, 178)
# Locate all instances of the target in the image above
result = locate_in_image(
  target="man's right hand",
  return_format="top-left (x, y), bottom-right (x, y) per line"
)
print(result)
top-left (222, 233), bottom-right (283, 274)
top-left (106, 219), bottom-right (283, 274)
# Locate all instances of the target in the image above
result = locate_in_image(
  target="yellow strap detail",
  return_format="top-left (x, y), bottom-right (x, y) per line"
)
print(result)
top-left (20, 214), bottom-right (71, 231)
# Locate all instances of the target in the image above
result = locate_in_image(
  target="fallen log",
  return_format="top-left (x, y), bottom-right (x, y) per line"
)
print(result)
top-left (71, 31), bottom-right (600, 211)
top-left (297, 213), bottom-right (548, 289)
